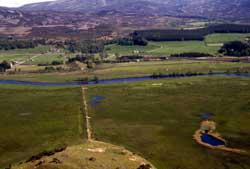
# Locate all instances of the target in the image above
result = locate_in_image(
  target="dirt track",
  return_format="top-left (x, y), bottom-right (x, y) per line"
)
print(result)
top-left (82, 87), bottom-right (92, 141)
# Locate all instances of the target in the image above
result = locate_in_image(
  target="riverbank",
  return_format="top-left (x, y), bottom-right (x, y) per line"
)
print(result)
top-left (0, 73), bottom-right (249, 87)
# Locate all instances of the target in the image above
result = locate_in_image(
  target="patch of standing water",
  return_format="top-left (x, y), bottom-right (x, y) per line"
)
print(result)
top-left (201, 113), bottom-right (215, 118)
top-left (91, 96), bottom-right (105, 107)
top-left (201, 133), bottom-right (225, 146)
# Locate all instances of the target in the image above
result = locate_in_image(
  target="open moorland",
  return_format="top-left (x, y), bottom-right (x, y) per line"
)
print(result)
top-left (88, 76), bottom-right (250, 169)
top-left (0, 76), bottom-right (249, 169)
top-left (0, 85), bottom-right (84, 168)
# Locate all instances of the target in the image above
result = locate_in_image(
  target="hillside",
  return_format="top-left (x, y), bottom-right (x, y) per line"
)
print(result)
top-left (0, 7), bottom-right (186, 39)
top-left (0, 0), bottom-right (250, 39)
top-left (20, 0), bottom-right (250, 20)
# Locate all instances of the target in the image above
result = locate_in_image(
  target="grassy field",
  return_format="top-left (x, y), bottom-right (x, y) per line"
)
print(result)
top-left (205, 33), bottom-right (250, 44)
top-left (0, 46), bottom-right (66, 65)
top-left (25, 53), bottom-right (65, 65)
top-left (88, 77), bottom-right (250, 169)
top-left (0, 60), bottom-right (249, 82)
top-left (106, 41), bottom-right (220, 56)
top-left (0, 46), bottom-right (50, 62)
top-left (106, 33), bottom-right (250, 56)
top-left (0, 85), bottom-right (85, 168)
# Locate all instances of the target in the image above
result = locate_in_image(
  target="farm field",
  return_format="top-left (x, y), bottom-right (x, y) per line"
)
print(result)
top-left (0, 46), bottom-right (50, 62)
top-left (88, 76), bottom-right (250, 169)
top-left (0, 85), bottom-right (85, 168)
top-left (205, 33), bottom-right (250, 44)
top-left (0, 33), bottom-right (249, 66)
top-left (0, 45), bottom-right (66, 65)
top-left (106, 41), bottom-right (220, 56)
top-left (0, 60), bottom-right (250, 82)
top-left (25, 53), bottom-right (65, 65)
top-left (106, 33), bottom-right (250, 56)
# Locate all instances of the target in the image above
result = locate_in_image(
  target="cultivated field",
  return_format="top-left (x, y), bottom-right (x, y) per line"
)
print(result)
top-left (0, 85), bottom-right (84, 168)
top-left (88, 76), bottom-right (250, 169)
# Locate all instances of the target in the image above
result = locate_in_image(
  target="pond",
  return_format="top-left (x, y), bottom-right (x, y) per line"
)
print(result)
top-left (201, 113), bottom-right (215, 118)
top-left (90, 96), bottom-right (105, 107)
top-left (201, 133), bottom-right (225, 146)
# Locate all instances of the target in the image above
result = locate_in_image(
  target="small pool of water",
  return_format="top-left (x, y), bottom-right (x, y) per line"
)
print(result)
top-left (201, 133), bottom-right (225, 146)
top-left (90, 96), bottom-right (105, 106)
top-left (201, 113), bottom-right (215, 118)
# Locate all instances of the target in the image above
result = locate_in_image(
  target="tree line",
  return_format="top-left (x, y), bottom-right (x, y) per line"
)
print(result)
top-left (0, 38), bottom-right (46, 50)
top-left (117, 36), bottom-right (148, 46)
top-left (132, 24), bottom-right (250, 41)
top-left (65, 40), bottom-right (104, 54)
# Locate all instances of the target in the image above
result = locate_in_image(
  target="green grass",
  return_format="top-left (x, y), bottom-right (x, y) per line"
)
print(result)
top-left (88, 77), bottom-right (250, 169)
top-left (0, 46), bottom-right (66, 65)
top-left (106, 41), bottom-right (219, 56)
top-left (0, 85), bottom-right (85, 168)
top-left (26, 53), bottom-right (65, 65)
top-left (0, 46), bottom-right (50, 55)
top-left (205, 33), bottom-right (250, 44)
top-left (106, 33), bottom-right (250, 56)
top-left (0, 46), bottom-right (51, 62)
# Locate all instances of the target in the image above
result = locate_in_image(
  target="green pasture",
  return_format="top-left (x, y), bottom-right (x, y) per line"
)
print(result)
top-left (106, 33), bottom-right (250, 56)
top-left (106, 41), bottom-right (220, 56)
top-left (205, 33), bottom-right (250, 44)
top-left (0, 46), bottom-right (65, 64)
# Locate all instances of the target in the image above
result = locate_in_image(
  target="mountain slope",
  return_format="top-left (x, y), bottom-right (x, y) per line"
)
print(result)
top-left (19, 0), bottom-right (250, 19)
top-left (21, 0), bottom-right (107, 11)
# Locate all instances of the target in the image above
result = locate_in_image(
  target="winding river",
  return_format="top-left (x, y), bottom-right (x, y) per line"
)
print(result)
top-left (0, 73), bottom-right (249, 87)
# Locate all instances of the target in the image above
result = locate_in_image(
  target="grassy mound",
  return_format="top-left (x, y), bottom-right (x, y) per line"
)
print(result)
top-left (12, 141), bottom-right (155, 169)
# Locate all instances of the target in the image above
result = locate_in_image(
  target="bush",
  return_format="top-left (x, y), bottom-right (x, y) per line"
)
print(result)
top-left (92, 76), bottom-right (99, 83)
top-left (51, 60), bottom-right (63, 65)
top-left (219, 41), bottom-right (250, 57)
top-left (0, 61), bottom-right (11, 72)
top-left (26, 146), bottom-right (66, 162)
